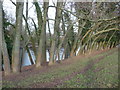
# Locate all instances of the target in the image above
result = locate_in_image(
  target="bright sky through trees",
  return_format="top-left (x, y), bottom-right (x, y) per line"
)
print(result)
top-left (3, 0), bottom-right (56, 33)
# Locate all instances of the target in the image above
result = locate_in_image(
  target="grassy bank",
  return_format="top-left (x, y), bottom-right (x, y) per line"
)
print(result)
top-left (2, 48), bottom-right (118, 88)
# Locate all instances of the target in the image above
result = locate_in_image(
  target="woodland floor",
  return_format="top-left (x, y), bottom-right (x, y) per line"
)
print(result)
top-left (2, 47), bottom-right (119, 88)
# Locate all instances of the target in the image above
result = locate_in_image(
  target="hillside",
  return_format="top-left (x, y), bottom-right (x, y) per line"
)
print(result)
top-left (2, 48), bottom-right (118, 88)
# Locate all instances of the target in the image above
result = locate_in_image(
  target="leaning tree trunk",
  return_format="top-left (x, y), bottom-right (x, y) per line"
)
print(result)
top-left (36, 2), bottom-right (48, 67)
top-left (22, 1), bottom-right (34, 65)
top-left (2, 33), bottom-right (11, 75)
top-left (12, 2), bottom-right (24, 73)
top-left (26, 45), bottom-right (34, 65)
top-left (33, 2), bottom-right (43, 44)
top-left (0, 1), bottom-right (11, 75)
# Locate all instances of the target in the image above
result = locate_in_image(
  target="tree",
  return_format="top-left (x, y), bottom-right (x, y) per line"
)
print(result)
top-left (0, 1), bottom-right (11, 75)
top-left (22, 1), bottom-right (34, 65)
top-left (49, 2), bottom-right (63, 65)
top-left (12, 2), bottom-right (24, 73)
top-left (0, 1), bottom-right (3, 71)
top-left (36, 2), bottom-right (49, 67)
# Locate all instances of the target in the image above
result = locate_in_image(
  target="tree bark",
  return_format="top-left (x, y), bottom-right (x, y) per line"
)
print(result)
top-left (33, 2), bottom-right (43, 41)
top-left (12, 2), bottom-right (24, 73)
top-left (2, 33), bottom-right (11, 75)
top-left (26, 45), bottom-right (34, 65)
top-left (36, 2), bottom-right (48, 67)
top-left (0, 1), bottom-right (2, 71)
top-left (0, 1), bottom-right (11, 75)
top-left (49, 2), bottom-right (63, 65)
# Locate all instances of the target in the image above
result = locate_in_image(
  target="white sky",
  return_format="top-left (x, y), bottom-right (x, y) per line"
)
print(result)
top-left (2, 0), bottom-right (79, 34)
top-left (3, 0), bottom-right (56, 34)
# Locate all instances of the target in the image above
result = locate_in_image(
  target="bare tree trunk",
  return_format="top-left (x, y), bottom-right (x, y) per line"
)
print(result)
top-left (64, 43), bottom-right (70, 59)
top-left (47, 20), bottom-right (52, 46)
top-left (33, 2), bottom-right (43, 41)
top-left (49, 2), bottom-right (63, 65)
top-left (36, 2), bottom-right (48, 67)
top-left (31, 18), bottom-right (39, 44)
top-left (19, 1), bottom-right (29, 70)
top-left (12, 2), bottom-right (24, 73)
top-left (26, 46), bottom-right (34, 65)
top-left (0, 49), bottom-right (1, 71)
top-left (70, 22), bottom-right (86, 57)
top-left (23, 14), bottom-right (37, 58)
top-left (0, 1), bottom-right (2, 71)
top-left (0, 1), bottom-right (11, 75)
top-left (2, 34), bottom-right (11, 75)
top-left (22, 1), bottom-right (34, 65)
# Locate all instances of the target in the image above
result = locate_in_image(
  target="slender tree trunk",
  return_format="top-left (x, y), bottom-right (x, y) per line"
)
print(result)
top-left (33, 2), bottom-right (43, 41)
top-left (20, 1), bottom-right (29, 69)
top-left (0, 1), bottom-right (2, 71)
top-left (23, 13), bottom-right (37, 58)
top-left (26, 46), bottom-right (34, 65)
top-left (0, 49), bottom-right (1, 71)
top-left (23, 1), bottom-right (34, 65)
top-left (49, 2), bottom-right (63, 65)
top-left (12, 2), bottom-right (24, 73)
top-left (31, 18), bottom-right (39, 44)
top-left (36, 2), bottom-right (48, 67)
top-left (64, 43), bottom-right (70, 59)
top-left (47, 20), bottom-right (52, 46)
top-left (70, 18), bottom-right (83, 56)
top-left (62, 15), bottom-right (66, 35)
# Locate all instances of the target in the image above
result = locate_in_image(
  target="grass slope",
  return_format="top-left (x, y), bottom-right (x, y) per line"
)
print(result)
top-left (2, 48), bottom-right (118, 88)
top-left (57, 49), bottom-right (118, 88)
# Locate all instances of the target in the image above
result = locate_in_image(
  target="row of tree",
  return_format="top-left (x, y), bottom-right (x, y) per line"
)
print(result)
top-left (0, 0), bottom-right (120, 76)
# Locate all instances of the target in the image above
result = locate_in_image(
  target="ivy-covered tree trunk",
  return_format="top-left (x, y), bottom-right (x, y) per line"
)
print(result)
top-left (12, 2), bottom-right (24, 73)
top-left (36, 2), bottom-right (48, 67)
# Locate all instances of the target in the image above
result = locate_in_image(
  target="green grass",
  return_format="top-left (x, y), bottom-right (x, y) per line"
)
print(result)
top-left (56, 49), bottom-right (118, 88)
top-left (2, 48), bottom-right (118, 88)
top-left (2, 81), bottom-right (15, 88)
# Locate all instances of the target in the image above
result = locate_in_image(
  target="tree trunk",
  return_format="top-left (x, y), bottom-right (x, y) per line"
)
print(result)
top-left (49, 2), bottom-right (63, 65)
top-left (26, 45), bottom-right (34, 65)
top-left (0, 1), bottom-right (2, 71)
top-left (70, 22), bottom-right (86, 57)
top-left (64, 43), bottom-right (70, 59)
top-left (0, 48), bottom-right (1, 71)
top-left (12, 2), bottom-right (24, 73)
top-left (36, 2), bottom-right (48, 67)
top-left (33, 2), bottom-right (43, 42)
top-left (0, 1), bottom-right (11, 75)
top-left (2, 34), bottom-right (11, 75)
